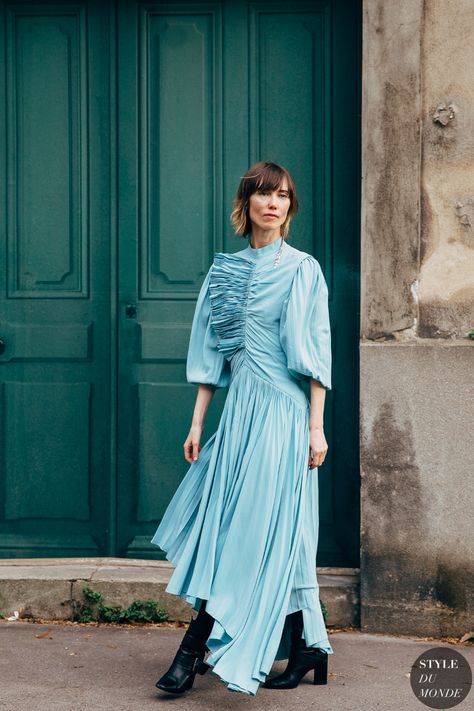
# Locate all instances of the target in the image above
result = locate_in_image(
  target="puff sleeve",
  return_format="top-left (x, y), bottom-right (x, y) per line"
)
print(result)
top-left (280, 256), bottom-right (332, 390)
top-left (186, 267), bottom-right (231, 388)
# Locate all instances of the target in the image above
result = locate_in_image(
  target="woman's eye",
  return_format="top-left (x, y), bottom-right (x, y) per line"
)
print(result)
top-left (256, 189), bottom-right (288, 198)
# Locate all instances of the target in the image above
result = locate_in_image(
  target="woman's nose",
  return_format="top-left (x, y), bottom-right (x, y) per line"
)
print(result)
top-left (267, 193), bottom-right (278, 207)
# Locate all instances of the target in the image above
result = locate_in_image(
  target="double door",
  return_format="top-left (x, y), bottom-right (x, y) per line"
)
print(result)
top-left (0, 0), bottom-right (360, 565)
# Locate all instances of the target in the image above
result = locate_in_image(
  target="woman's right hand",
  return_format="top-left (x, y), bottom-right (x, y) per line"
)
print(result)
top-left (183, 424), bottom-right (203, 463)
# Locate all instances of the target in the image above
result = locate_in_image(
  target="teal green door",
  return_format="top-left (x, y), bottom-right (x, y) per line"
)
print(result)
top-left (116, 0), bottom-right (360, 566)
top-left (0, 1), bottom-right (113, 556)
top-left (0, 0), bottom-right (360, 566)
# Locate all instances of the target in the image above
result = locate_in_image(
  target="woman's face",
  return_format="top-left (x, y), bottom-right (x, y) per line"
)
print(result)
top-left (248, 178), bottom-right (291, 235)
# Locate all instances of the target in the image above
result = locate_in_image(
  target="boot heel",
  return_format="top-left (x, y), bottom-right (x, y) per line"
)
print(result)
top-left (195, 660), bottom-right (211, 675)
top-left (313, 653), bottom-right (328, 685)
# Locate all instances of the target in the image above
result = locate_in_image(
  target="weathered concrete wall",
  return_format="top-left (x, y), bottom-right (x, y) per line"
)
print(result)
top-left (420, 0), bottom-right (474, 337)
top-left (361, 0), bottom-right (474, 636)
top-left (361, 0), bottom-right (423, 340)
top-left (360, 343), bottom-right (474, 635)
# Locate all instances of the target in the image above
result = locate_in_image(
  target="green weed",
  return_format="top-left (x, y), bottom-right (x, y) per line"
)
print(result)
top-left (320, 599), bottom-right (328, 623)
top-left (73, 586), bottom-right (168, 624)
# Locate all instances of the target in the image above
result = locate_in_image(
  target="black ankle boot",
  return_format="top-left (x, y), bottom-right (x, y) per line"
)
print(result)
top-left (262, 610), bottom-right (328, 689)
top-left (155, 616), bottom-right (212, 694)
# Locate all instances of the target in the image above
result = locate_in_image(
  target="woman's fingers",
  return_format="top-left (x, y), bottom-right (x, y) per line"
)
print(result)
top-left (309, 429), bottom-right (328, 470)
top-left (308, 446), bottom-right (328, 470)
top-left (183, 436), bottom-right (202, 463)
top-left (183, 441), bottom-right (192, 463)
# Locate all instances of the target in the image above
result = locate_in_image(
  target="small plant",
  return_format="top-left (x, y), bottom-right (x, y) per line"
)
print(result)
top-left (320, 599), bottom-right (328, 623)
top-left (0, 612), bottom-right (5, 619)
top-left (73, 586), bottom-right (168, 625)
top-left (122, 599), bottom-right (167, 623)
top-left (468, 329), bottom-right (474, 340)
top-left (83, 587), bottom-right (102, 603)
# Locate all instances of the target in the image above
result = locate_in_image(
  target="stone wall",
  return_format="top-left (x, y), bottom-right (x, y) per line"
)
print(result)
top-left (361, 0), bottom-right (474, 636)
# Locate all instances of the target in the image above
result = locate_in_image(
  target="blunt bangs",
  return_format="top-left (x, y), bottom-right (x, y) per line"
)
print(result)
top-left (245, 164), bottom-right (289, 195)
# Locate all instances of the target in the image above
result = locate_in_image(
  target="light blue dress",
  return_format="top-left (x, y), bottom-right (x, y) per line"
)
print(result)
top-left (151, 236), bottom-right (333, 695)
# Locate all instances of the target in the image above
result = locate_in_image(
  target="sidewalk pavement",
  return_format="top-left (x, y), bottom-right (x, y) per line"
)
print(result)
top-left (1, 621), bottom-right (472, 711)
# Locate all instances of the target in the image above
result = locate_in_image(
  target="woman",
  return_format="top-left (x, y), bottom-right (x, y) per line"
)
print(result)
top-left (151, 161), bottom-right (333, 696)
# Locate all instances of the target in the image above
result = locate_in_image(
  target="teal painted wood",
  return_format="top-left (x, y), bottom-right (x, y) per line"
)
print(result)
top-left (0, 0), bottom-right (360, 565)
top-left (118, 0), bottom-right (361, 566)
top-left (330, 0), bottom-right (361, 567)
top-left (116, 0), bottom-right (228, 558)
top-left (0, 1), bottom-right (113, 557)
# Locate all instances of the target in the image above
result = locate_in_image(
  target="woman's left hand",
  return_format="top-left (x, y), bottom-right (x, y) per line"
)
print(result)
top-left (308, 428), bottom-right (328, 469)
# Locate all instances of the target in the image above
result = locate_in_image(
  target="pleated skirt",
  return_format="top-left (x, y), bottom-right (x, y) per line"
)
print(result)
top-left (151, 358), bottom-right (333, 695)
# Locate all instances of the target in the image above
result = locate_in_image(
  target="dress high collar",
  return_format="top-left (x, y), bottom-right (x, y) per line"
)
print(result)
top-left (244, 236), bottom-right (285, 259)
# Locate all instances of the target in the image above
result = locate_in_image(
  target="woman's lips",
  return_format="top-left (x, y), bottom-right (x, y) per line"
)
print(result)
top-left (263, 214), bottom-right (278, 218)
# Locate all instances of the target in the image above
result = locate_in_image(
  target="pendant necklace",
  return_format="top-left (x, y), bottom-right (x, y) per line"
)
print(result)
top-left (273, 237), bottom-right (284, 268)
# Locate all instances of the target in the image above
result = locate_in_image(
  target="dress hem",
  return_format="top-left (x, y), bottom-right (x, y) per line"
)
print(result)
top-left (152, 539), bottom-right (333, 695)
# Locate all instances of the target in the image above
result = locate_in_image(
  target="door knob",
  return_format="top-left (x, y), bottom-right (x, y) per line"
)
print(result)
top-left (125, 304), bottom-right (137, 319)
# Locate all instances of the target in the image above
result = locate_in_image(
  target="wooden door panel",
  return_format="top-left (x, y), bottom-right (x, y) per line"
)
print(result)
top-left (6, 10), bottom-right (88, 298)
top-left (0, 1), bottom-right (112, 557)
top-left (117, 0), bottom-right (227, 557)
top-left (3, 382), bottom-right (91, 521)
top-left (248, 1), bottom-right (340, 563)
top-left (144, 8), bottom-right (221, 292)
top-left (118, 0), bottom-right (360, 566)
top-left (249, 4), bottom-right (330, 254)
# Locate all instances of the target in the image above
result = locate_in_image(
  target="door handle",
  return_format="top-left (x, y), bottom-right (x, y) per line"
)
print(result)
top-left (125, 304), bottom-right (137, 319)
top-left (0, 338), bottom-right (5, 355)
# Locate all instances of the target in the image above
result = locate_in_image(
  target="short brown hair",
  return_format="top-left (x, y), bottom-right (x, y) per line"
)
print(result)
top-left (230, 161), bottom-right (299, 238)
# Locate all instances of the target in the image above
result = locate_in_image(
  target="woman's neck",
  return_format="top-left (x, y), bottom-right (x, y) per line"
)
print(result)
top-left (249, 226), bottom-right (281, 249)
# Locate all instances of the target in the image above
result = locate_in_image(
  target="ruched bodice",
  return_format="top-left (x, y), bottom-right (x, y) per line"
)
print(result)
top-left (204, 239), bottom-right (331, 399)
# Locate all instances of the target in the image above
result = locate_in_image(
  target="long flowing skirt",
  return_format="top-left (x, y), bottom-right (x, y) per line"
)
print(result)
top-left (151, 357), bottom-right (333, 695)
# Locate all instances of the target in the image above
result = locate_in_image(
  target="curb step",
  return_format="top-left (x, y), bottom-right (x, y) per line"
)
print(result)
top-left (0, 558), bottom-right (360, 627)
